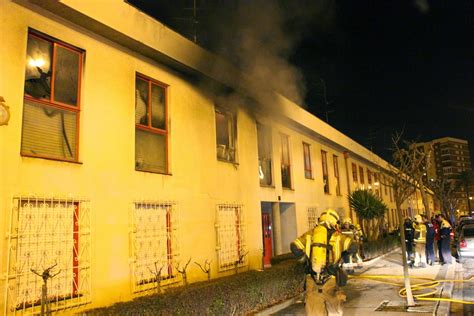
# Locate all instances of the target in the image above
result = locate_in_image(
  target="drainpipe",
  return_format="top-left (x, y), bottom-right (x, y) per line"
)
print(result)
top-left (343, 152), bottom-right (353, 222)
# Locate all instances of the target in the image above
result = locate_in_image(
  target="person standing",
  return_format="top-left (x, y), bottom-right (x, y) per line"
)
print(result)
top-left (413, 215), bottom-right (427, 267)
top-left (404, 218), bottom-right (415, 267)
top-left (433, 216), bottom-right (442, 263)
top-left (425, 215), bottom-right (435, 265)
top-left (437, 214), bottom-right (453, 264)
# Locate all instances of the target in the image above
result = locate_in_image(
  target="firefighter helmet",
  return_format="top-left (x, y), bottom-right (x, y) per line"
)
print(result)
top-left (342, 217), bottom-right (352, 225)
top-left (319, 209), bottom-right (340, 229)
top-left (414, 214), bottom-right (423, 224)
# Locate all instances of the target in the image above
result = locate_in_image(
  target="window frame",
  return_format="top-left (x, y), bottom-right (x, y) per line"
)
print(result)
top-left (257, 123), bottom-right (273, 186)
top-left (215, 106), bottom-right (237, 163)
top-left (280, 133), bottom-right (292, 189)
top-left (135, 72), bottom-right (169, 174)
top-left (359, 165), bottom-right (365, 184)
top-left (321, 150), bottom-right (330, 194)
top-left (303, 142), bottom-right (313, 179)
top-left (333, 155), bottom-right (341, 196)
top-left (21, 30), bottom-right (84, 163)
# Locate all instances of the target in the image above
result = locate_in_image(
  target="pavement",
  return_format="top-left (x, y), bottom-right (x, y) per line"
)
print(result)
top-left (451, 257), bottom-right (474, 315)
top-left (257, 249), bottom-right (459, 316)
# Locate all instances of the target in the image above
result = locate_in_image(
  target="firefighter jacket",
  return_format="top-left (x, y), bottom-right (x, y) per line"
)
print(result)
top-left (290, 225), bottom-right (354, 276)
top-left (414, 222), bottom-right (427, 243)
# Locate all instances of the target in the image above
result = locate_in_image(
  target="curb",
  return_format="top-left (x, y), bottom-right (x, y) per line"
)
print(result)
top-left (434, 261), bottom-right (457, 316)
top-left (253, 293), bottom-right (304, 316)
top-left (254, 248), bottom-right (399, 315)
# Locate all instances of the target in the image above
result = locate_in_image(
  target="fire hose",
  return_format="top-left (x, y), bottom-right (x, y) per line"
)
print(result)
top-left (348, 274), bottom-right (474, 304)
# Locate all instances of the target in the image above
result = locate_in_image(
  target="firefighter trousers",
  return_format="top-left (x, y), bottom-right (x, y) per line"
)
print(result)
top-left (305, 275), bottom-right (346, 316)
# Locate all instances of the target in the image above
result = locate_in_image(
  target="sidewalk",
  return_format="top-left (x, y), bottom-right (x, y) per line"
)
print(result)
top-left (261, 249), bottom-right (456, 315)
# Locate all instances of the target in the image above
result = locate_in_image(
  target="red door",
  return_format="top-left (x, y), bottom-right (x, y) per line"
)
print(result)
top-left (262, 213), bottom-right (273, 266)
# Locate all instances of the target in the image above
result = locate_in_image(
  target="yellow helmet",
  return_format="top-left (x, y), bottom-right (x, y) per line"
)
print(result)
top-left (319, 209), bottom-right (340, 228)
top-left (414, 214), bottom-right (423, 223)
top-left (342, 217), bottom-right (352, 225)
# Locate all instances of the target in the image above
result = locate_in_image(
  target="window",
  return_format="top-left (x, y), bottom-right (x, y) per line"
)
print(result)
top-left (321, 150), bottom-right (329, 194)
top-left (257, 124), bottom-right (273, 186)
top-left (383, 175), bottom-right (388, 195)
top-left (389, 182), bottom-right (393, 202)
top-left (5, 196), bottom-right (91, 313)
top-left (303, 142), bottom-right (313, 179)
top-left (135, 74), bottom-right (168, 173)
top-left (215, 204), bottom-right (246, 271)
top-left (21, 31), bottom-right (83, 161)
top-left (367, 169), bottom-right (372, 188)
top-left (215, 107), bottom-right (237, 162)
top-left (374, 172), bottom-right (380, 196)
top-left (281, 134), bottom-right (292, 189)
top-left (359, 166), bottom-right (365, 184)
top-left (351, 163), bottom-right (358, 183)
top-left (131, 201), bottom-right (179, 292)
top-left (333, 155), bottom-right (341, 195)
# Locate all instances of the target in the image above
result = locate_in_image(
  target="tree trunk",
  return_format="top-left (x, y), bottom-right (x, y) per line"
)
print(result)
top-left (419, 187), bottom-right (430, 218)
top-left (396, 200), bottom-right (415, 307)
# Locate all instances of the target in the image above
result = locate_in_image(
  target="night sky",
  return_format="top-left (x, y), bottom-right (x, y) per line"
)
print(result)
top-left (128, 0), bottom-right (473, 161)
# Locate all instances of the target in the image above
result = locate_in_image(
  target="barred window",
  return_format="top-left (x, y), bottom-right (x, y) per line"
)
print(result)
top-left (131, 201), bottom-right (179, 292)
top-left (215, 204), bottom-right (246, 271)
top-left (5, 196), bottom-right (91, 313)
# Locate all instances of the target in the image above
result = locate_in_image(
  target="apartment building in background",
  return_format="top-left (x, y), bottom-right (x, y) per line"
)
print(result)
top-left (0, 0), bottom-right (432, 314)
top-left (415, 137), bottom-right (473, 212)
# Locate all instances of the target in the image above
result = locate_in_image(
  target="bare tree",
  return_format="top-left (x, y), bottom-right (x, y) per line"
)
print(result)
top-left (31, 263), bottom-right (61, 316)
top-left (380, 132), bottom-right (430, 307)
top-left (194, 259), bottom-right (212, 281)
top-left (176, 258), bottom-right (191, 286)
top-left (234, 251), bottom-right (248, 274)
top-left (427, 177), bottom-right (461, 222)
top-left (147, 262), bottom-right (164, 293)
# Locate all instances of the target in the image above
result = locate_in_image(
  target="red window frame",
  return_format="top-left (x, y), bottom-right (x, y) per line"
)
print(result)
top-left (352, 163), bottom-right (358, 182)
top-left (359, 166), bottom-right (365, 184)
top-left (303, 142), bottom-right (312, 179)
top-left (135, 73), bottom-right (169, 174)
top-left (333, 155), bottom-right (341, 196)
top-left (22, 30), bottom-right (84, 162)
top-left (321, 150), bottom-right (330, 194)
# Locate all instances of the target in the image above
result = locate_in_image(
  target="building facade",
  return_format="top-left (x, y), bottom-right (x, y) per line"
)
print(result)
top-left (0, 0), bottom-right (431, 314)
top-left (415, 137), bottom-right (473, 213)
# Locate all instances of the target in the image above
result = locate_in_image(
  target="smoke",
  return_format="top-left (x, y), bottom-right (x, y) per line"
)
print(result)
top-left (414, 0), bottom-right (430, 14)
top-left (207, 0), bottom-right (336, 108)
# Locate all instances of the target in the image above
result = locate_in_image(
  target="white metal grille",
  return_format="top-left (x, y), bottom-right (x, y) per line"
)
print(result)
top-left (215, 203), bottom-right (246, 271)
top-left (131, 201), bottom-right (179, 292)
top-left (4, 196), bottom-right (91, 315)
top-left (307, 207), bottom-right (318, 230)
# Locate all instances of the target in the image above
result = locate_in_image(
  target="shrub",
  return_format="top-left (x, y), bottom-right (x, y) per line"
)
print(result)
top-left (85, 260), bottom-right (305, 315)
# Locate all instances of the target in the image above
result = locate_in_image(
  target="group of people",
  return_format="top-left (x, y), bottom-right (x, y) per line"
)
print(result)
top-left (404, 213), bottom-right (453, 267)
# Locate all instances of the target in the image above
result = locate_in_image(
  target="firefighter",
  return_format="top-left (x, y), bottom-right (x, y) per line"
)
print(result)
top-left (436, 214), bottom-right (453, 264)
top-left (290, 209), bottom-right (357, 316)
top-left (340, 217), bottom-right (364, 268)
top-left (413, 214), bottom-right (427, 267)
top-left (425, 215), bottom-right (435, 266)
top-left (404, 218), bottom-right (415, 267)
